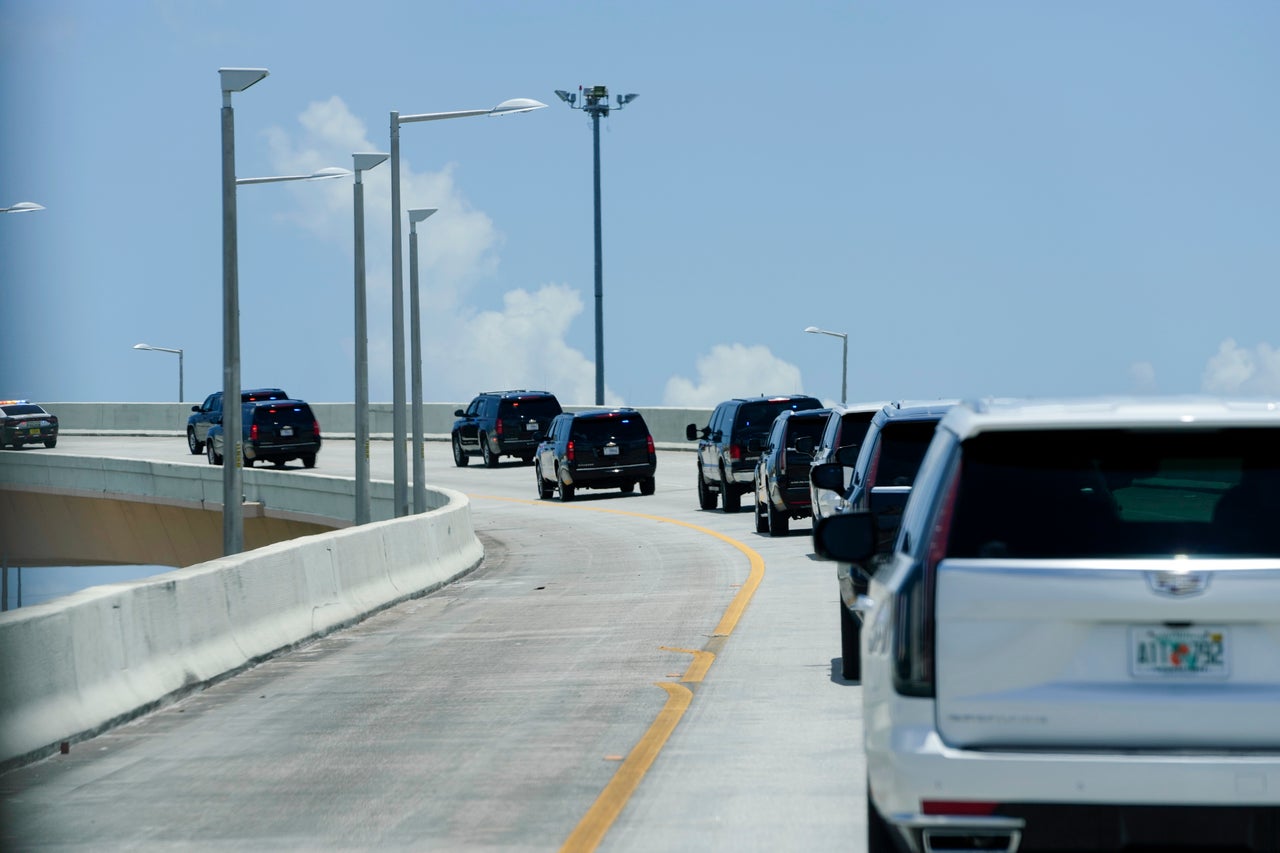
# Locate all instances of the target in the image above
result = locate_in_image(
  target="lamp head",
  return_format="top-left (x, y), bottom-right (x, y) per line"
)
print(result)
top-left (1, 201), bottom-right (45, 214)
top-left (618, 93), bottom-right (638, 107)
top-left (219, 67), bottom-right (269, 94)
top-left (554, 89), bottom-right (576, 106)
top-left (133, 343), bottom-right (151, 351)
top-left (408, 208), bottom-right (438, 226)
top-left (804, 326), bottom-right (821, 334)
top-left (353, 152), bottom-right (390, 173)
top-left (490, 98), bottom-right (547, 116)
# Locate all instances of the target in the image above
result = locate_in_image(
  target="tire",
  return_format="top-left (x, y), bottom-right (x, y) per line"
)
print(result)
top-left (697, 469), bottom-right (718, 510)
top-left (244, 454), bottom-right (255, 468)
top-left (481, 434), bottom-right (498, 468)
top-left (44, 437), bottom-right (57, 449)
top-left (639, 477), bottom-right (656, 496)
top-left (557, 475), bottom-right (574, 502)
top-left (535, 462), bottom-right (555, 499)
top-left (867, 786), bottom-right (896, 853)
top-left (754, 494), bottom-right (769, 533)
top-left (620, 481), bottom-right (635, 494)
top-left (721, 472), bottom-right (741, 513)
top-left (207, 439), bottom-right (222, 466)
top-left (452, 434), bottom-right (469, 467)
top-left (841, 601), bottom-right (861, 680)
top-left (301, 454), bottom-right (316, 469)
top-left (187, 427), bottom-right (203, 455)
top-left (768, 502), bottom-right (789, 537)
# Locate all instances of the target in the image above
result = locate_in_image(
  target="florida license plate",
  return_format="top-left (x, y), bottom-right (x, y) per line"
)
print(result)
top-left (603, 446), bottom-right (620, 456)
top-left (1130, 626), bottom-right (1228, 678)
top-left (525, 421), bottom-right (538, 431)
top-left (280, 427), bottom-right (293, 436)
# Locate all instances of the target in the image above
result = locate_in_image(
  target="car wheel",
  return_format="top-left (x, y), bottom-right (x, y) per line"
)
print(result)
top-left (44, 437), bottom-right (57, 449)
top-left (557, 475), bottom-right (574, 502)
top-left (721, 472), bottom-right (741, 513)
top-left (620, 481), bottom-right (636, 494)
top-left (481, 434), bottom-right (498, 468)
top-left (535, 461), bottom-right (554, 499)
top-left (841, 602), bottom-right (861, 681)
top-left (244, 454), bottom-right (255, 468)
top-left (867, 785), bottom-right (896, 853)
top-left (754, 493), bottom-right (769, 533)
top-left (207, 440), bottom-right (222, 466)
top-left (301, 454), bottom-right (316, 469)
top-left (768, 502), bottom-right (789, 537)
top-left (452, 434), bottom-right (469, 467)
top-left (639, 477), bottom-right (656, 496)
top-left (697, 469), bottom-right (717, 510)
top-left (187, 427), bottom-right (203, 455)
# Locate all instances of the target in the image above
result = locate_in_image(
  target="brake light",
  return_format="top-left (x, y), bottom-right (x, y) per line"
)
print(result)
top-left (566, 440), bottom-right (575, 463)
top-left (250, 423), bottom-right (258, 441)
top-left (646, 435), bottom-right (655, 457)
top-left (496, 419), bottom-right (504, 436)
top-left (313, 420), bottom-right (321, 437)
top-left (922, 801), bottom-right (998, 816)
top-left (729, 444), bottom-right (742, 461)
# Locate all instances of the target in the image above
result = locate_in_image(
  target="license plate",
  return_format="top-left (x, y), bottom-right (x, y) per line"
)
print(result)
top-left (525, 421), bottom-right (538, 431)
top-left (280, 426), bottom-right (293, 436)
top-left (603, 446), bottom-right (620, 456)
top-left (28, 427), bottom-right (40, 435)
top-left (1130, 626), bottom-right (1229, 678)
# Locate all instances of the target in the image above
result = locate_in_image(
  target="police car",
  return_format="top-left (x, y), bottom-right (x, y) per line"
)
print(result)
top-left (0, 400), bottom-right (59, 449)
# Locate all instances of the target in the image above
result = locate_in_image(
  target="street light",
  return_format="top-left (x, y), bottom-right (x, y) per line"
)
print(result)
top-left (352, 153), bottom-right (389, 526)
top-left (804, 326), bottom-right (849, 405)
top-left (388, 97), bottom-right (546, 517)
top-left (132, 343), bottom-right (184, 402)
top-left (408, 207), bottom-right (438, 514)
top-left (219, 66), bottom-right (348, 555)
top-left (554, 85), bottom-right (638, 406)
top-left (0, 202), bottom-right (44, 214)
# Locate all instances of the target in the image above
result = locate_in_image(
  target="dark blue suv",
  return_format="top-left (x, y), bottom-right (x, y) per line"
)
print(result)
top-left (535, 409), bottom-right (656, 501)
top-left (205, 398), bottom-right (321, 469)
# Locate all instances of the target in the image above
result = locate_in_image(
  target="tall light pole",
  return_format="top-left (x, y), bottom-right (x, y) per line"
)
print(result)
top-left (132, 343), bottom-right (184, 402)
top-left (804, 326), bottom-right (849, 405)
top-left (352, 152), bottom-right (389, 526)
top-left (0, 202), bottom-right (44, 214)
top-left (220, 66), bottom-right (348, 554)
top-left (408, 207), bottom-right (437, 515)
top-left (554, 85), bottom-right (637, 406)
top-left (388, 97), bottom-right (546, 517)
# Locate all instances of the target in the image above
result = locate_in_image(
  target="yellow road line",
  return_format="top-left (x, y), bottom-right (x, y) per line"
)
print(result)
top-left (473, 494), bottom-right (766, 852)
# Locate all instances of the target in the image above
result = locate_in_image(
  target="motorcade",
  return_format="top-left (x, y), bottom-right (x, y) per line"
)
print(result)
top-left (815, 397), bottom-right (1280, 853)
top-left (187, 388), bottom-right (289, 454)
top-left (811, 400), bottom-right (954, 679)
top-left (0, 400), bottom-right (58, 449)
top-left (808, 403), bottom-right (882, 529)
top-left (687, 394), bottom-right (823, 512)
top-left (535, 408), bottom-right (656, 501)
top-left (452, 390), bottom-right (563, 467)
top-left (751, 407), bottom-right (831, 537)
top-left (205, 398), bottom-right (321, 469)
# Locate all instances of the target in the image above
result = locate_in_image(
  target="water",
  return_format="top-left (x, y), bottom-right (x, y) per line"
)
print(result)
top-left (1, 565), bottom-right (175, 611)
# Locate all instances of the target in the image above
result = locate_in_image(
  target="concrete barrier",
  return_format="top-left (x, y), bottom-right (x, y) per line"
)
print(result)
top-left (0, 454), bottom-right (482, 769)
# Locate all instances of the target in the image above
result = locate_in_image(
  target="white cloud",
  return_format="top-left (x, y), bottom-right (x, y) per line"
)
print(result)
top-left (1202, 339), bottom-right (1280, 396)
top-left (662, 344), bottom-right (804, 407)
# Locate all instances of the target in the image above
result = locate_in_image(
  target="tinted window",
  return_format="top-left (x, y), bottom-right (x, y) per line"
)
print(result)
top-left (788, 416), bottom-right (827, 448)
top-left (1, 404), bottom-right (44, 416)
top-left (871, 421), bottom-right (939, 487)
top-left (250, 404), bottom-right (315, 427)
top-left (500, 397), bottom-right (562, 419)
top-left (838, 414), bottom-right (874, 449)
top-left (736, 399), bottom-right (820, 434)
top-left (947, 427), bottom-right (1280, 559)
top-left (572, 415), bottom-right (648, 442)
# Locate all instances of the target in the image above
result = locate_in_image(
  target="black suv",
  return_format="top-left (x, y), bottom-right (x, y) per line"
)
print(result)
top-left (206, 398), bottom-right (322, 469)
top-left (452, 390), bottom-right (563, 467)
top-left (751, 407), bottom-right (831, 537)
top-left (810, 399), bottom-right (954, 679)
top-left (535, 409), bottom-right (656, 501)
top-left (687, 395), bottom-right (823, 512)
top-left (188, 388), bottom-right (288, 454)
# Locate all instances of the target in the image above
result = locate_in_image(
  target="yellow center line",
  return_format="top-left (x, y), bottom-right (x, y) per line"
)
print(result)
top-left (471, 494), bottom-right (765, 853)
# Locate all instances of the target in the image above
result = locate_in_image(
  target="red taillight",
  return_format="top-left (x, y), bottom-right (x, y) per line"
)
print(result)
top-left (566, 440), bottom-right (575, 463)
top-left (496, 419), bottom-right (504, 436)
top-left (313, 420), bottom-right (321, 437)
top-left (729, 444), bottom-right (742, 461)
top-left (250, 424), bottom-right (258, 441)
top-left (922, 801), bottom-right (998, 816)
top-left (646, 435), bottom-right (655, 456)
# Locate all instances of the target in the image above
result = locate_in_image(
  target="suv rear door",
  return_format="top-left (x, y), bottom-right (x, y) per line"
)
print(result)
top-left (572, 413), bottom-right (651, 470)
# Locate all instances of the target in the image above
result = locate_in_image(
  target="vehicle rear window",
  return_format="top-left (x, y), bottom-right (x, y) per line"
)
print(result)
top-left (947, 428), bottom-right (1280, 559)
top-left (251, 404), bottom-right (314, 426)
top-left (501, 397), bottom-right (562, 419)
top-left (572, 415), bottom-right (648, 442)
top-left (873, 421), bottom-right (939, 486)
top-left (737, 399), bottom-right (820, 433)
top-left (1, 404), bottom-right (44, 416)
top-left (788, 417), bottom-right (827, 448)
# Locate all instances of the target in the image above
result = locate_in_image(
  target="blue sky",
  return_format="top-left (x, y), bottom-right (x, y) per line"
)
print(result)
top-left (3, 1), bottom-right (1278, 408)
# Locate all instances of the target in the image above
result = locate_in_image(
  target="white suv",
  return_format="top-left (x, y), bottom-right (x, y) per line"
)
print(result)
top-left (816, 397), bottom-right (1280, 853)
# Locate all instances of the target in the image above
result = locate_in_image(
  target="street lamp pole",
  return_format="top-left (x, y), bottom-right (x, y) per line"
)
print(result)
top-left (804, 326), bottom-right (849, 405)
top-left (132, 343), bottom-right (184, 402)
top-left (409, 207), bottom-right (438, 515)
top-left (352, 152), bottom-right (389, 526)
top-left (388, 98), bottom-right (546, 516)
top-left (554, 85), bottom-right (638, 406)
top-left (220, 67), bottom-right (268, 557)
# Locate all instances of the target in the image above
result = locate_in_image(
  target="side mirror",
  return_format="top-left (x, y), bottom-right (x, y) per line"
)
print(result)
top-left (686, 423), bottom-right (700, 441)
top-left (813, 511), bottom-right (877, 563)
top-left (191, 405), bottom-right (200, 413)
top-left (454, 409), bottom-right (465, 417)
top-left (810, 462), bottom-right (845, 492)
top-left (835, 444), bottom-right (861, 466)
top-left (794, 435), bottom-right (815, 455)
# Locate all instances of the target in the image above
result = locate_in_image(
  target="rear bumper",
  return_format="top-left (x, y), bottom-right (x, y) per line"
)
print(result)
top-left (872, 718), bottom-right (1280, 851)
top-left (246, 440), bottom-right (321, 460)
top-left (3, 428), bottom-right (56, 445)
top-left (564, 461), bottom-right (655, 488)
